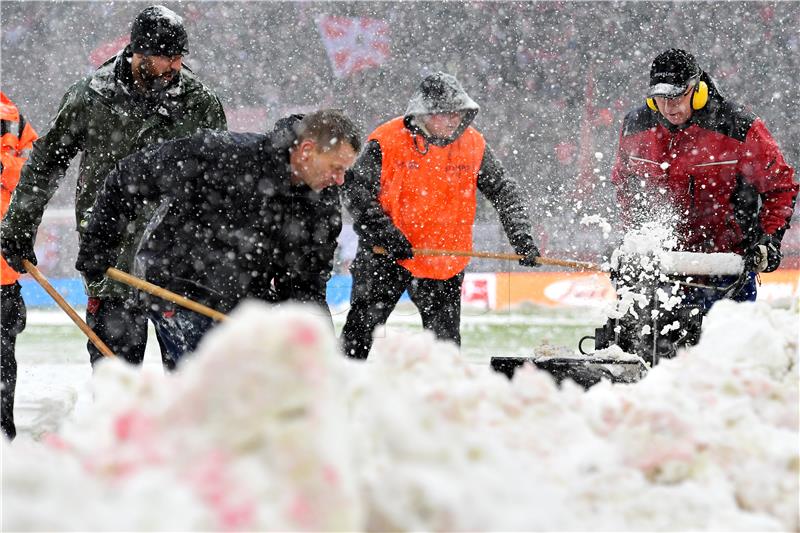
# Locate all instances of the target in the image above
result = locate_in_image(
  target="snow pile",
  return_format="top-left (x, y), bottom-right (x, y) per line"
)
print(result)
top-left (3, 301), bottom-right (798, 531)
top-left (659, 251), bottom-right (743, 276)
top-left (3, 303), bottom-right (362, 531)
top-left (354, 300), bottom-right (797, 531)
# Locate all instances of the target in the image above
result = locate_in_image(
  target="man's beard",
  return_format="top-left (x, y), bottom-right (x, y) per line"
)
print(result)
top-left (138, 64), bottom-right (178, 93)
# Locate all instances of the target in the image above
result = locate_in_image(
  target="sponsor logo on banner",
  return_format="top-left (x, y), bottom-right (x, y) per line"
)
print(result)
top-left (315, 15), bottom-right (390, 78)
top-left (543, 276), bottom-right (614, 307)
top-left (489, 271), bottom-right (798, 308)
top-left (462, 273), bottom-right (496, 308)
top-left (755, 270), bottom-right (800, 304)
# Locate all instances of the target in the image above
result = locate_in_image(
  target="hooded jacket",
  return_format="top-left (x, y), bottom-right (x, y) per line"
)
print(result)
top-left (1, 46), bottom-right (226, 298)
top-left (75, 116), bottom-right (342, 315)
top-left (611, 73), bottom-right (797, 254)
top-left (1, 92), bottom-right (38, 285)
top-left (342, 72), bottom-right (535, 279)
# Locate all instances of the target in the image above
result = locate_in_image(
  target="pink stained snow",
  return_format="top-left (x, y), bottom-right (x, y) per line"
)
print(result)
top-left (2, 300), bottom-right (798, 531)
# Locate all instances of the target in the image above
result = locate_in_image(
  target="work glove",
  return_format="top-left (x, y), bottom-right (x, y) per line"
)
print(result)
top-left (0, 232), bottom-right (37, 273)
top-left (75, 251), bottom-right (113, 284)
top-left (745, 234), bottom-right (782, 273)
top-left (380, 235), bottom-right (414, 260)
top-left (518, 244), bottom-right (541, 267)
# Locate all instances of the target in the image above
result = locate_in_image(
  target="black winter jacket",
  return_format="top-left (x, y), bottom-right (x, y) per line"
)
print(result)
top-left (76, 121), bottom-right (341, 314)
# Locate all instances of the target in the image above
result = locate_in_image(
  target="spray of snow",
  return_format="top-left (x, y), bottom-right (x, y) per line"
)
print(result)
top-left (615, 221), bottom-right (678, 258)
top-left (580, 214), bottom-right (612, 240)
top-left (3, 300), bottom-right (797, 531)
top-left (605, 222), bottom-right (746, 328)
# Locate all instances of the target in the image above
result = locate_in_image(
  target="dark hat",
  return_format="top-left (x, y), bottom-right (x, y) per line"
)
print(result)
top-left (648, 49), bottom-right (701, 98)
top-left (130, 5), bottom-right (189, 56)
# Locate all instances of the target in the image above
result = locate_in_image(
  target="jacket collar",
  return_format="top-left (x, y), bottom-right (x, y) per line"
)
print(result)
top-left (88, 45), bottom-right (191, 108)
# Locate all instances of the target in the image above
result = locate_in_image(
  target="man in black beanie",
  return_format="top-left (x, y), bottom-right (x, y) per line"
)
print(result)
top-left (1, 5), bottom-right (226, 371)
top-left (129, 5), bottom-right (190, 93)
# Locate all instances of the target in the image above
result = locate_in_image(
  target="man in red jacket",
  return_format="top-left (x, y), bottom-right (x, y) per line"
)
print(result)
top-left (1, 91), bottom-right (38, 440)
top-left (611, 49), bottom-right (797, 310)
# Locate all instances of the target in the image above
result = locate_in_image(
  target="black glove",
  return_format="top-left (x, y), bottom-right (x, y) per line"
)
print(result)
top-left (518, 244), bottom-right (541, 267)
top-left (75, 251), bottom-right (113, 284)
top-left (0, 233), bottom-right (37, 273)
top-left (381, 235), bottom-right (414, 260)
top-left (745, 234), bottom-right (782, 273)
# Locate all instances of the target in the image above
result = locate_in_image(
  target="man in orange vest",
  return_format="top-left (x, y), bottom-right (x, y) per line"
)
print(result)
top-left (1, 91), bottom-right (37, 440)
top-left (341, 72), bottom-right (541, 360)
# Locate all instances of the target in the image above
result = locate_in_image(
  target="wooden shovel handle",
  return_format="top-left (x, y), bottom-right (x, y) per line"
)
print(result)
top-left (105, 268), bottom-right (228, 322)
top-left (22, 260), bottom-right (115, 358)
top-left (372, 246), bottom-right (602, 272)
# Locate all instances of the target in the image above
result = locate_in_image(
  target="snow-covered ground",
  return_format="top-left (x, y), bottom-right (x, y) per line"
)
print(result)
top-left (2, 299), bottom-right (798, 531)
top-left (8, 304), bottom-right (605, 440)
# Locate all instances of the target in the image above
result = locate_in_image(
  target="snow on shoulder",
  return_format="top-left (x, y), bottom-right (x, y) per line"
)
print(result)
top-left (2, 300), bottom-right (797, 531)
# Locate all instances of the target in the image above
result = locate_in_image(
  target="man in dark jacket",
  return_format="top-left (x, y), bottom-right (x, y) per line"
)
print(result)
top-left (611, 49), bottom-right (797, 310)
top-left (76, 110), bottom-right (360, 365)
top-left (340, 72), bottom-right (541, 360)
top-left (0, 5), bottom-right (226, 369)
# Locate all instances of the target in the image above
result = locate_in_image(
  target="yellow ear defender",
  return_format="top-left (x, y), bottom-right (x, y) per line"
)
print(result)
top-left (691, 80), bottom-right (708, 110)
top-left (647, 80), bottom-right (709, 112)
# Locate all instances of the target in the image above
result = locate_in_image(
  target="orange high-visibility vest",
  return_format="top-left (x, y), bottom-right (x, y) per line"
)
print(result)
top-left (370, 116), bottom-right (485, 279)
top-left (1, 91), bottom-right (38, 285)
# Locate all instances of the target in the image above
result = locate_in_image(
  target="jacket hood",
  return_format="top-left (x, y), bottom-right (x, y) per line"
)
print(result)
top-left (268, 113), bottom-right (320, 196)
top-left (270, 113), bottom-right (304, 150)
top-left (404, 72), bottom-right (479, 147)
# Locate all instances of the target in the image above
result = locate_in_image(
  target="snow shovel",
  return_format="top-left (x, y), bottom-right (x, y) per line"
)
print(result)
top-left (372, 246), bottom-right (601, 271)
top-left (491, 354), bottom-right (646, 389)
top-left (104, 268), bottom-right (228, 322)
top-left (22, 260), bottom-right (115, 358)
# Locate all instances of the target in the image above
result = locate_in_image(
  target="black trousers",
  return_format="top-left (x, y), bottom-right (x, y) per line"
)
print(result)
top-left (148, 307), bottom-right (214, 368)
top-left (85, 297), bottom-right (172, 370)
top-left (1, 283), bottom-right (26, 440)
top-left (341, 247), bottom-right (464, 360)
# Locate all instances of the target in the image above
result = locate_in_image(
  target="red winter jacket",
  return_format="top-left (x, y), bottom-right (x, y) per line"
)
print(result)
top-left (611, 90), bottom-right (797, 254)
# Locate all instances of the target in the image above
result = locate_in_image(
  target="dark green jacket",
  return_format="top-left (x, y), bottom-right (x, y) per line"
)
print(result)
top-left (2, 46), bottom-right (226, 298)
